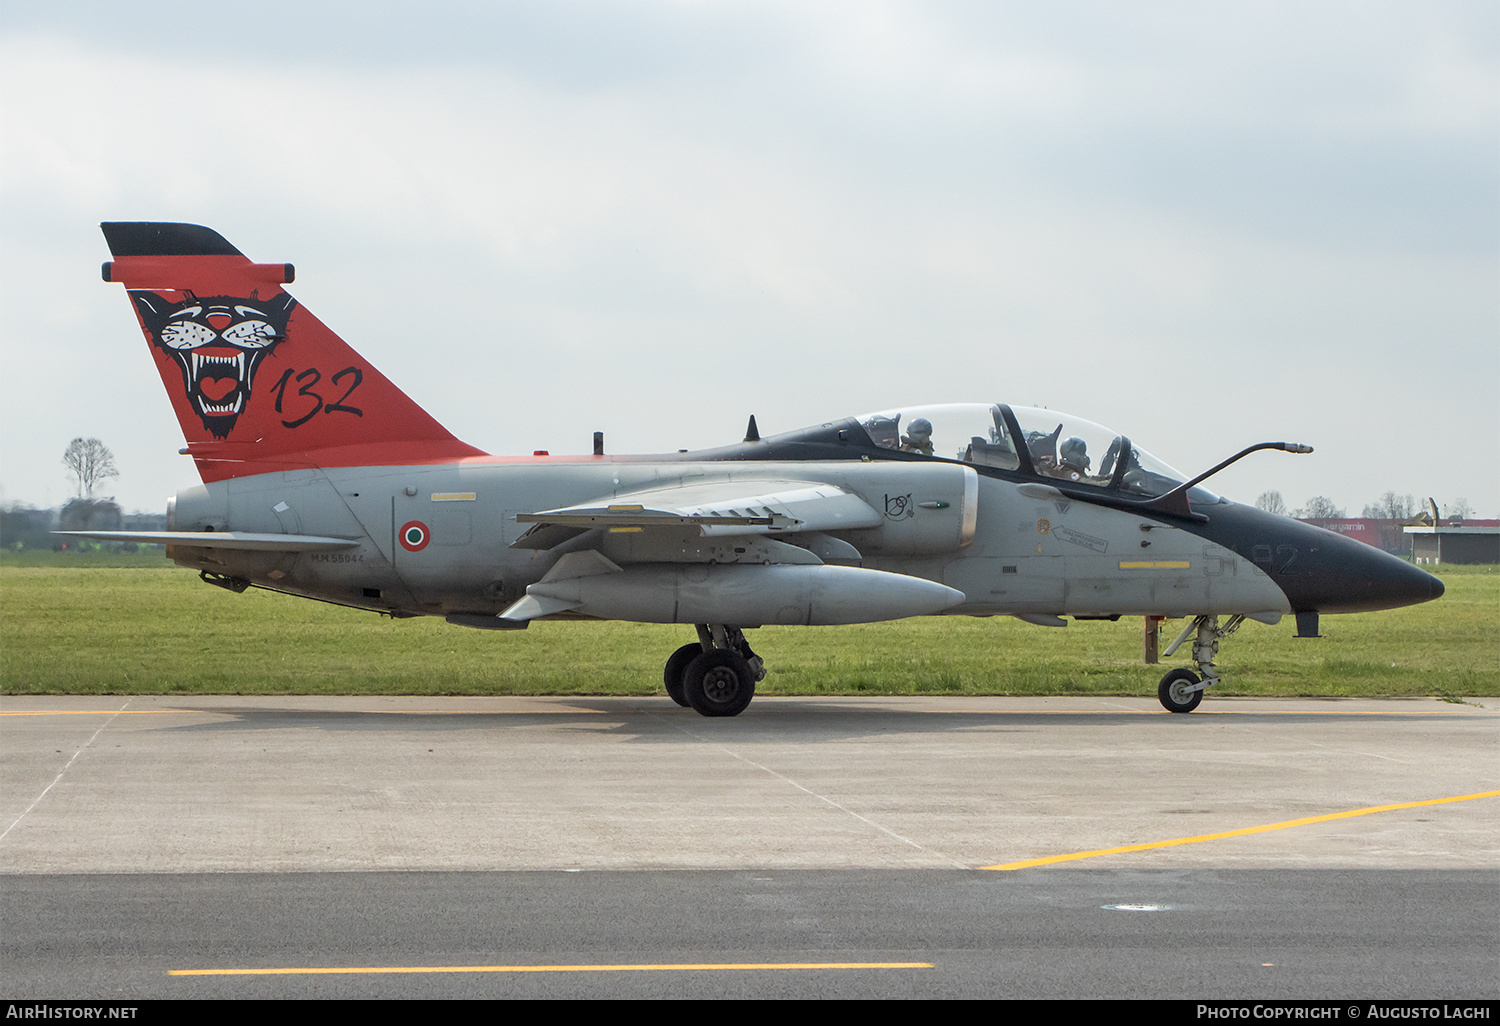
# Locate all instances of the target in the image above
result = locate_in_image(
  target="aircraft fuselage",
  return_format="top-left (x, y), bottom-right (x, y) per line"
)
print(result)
top-left (165, 456), bottom-right (1416, 627)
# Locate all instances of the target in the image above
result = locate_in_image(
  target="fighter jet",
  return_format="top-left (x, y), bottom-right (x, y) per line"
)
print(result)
top-left (67, 222), bottom-right (1444, 717)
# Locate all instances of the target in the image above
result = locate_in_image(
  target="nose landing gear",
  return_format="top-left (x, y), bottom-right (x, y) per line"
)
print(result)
top-left (662, 624), bottom-right (766, 717)
top-left (1157, 614), bottom-right (1246, 713)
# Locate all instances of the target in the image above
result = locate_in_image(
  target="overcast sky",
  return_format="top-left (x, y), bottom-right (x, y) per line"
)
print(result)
top-left (2, 0), bottom-right (1495, 517)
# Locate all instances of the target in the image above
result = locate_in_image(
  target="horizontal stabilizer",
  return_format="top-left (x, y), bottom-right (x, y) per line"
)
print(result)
top-left (54, 530), bottom-right (360, 552)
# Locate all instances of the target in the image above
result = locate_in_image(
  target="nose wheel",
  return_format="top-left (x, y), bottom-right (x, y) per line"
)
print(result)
top-left (1158, 668), bottom-right (1204, 713)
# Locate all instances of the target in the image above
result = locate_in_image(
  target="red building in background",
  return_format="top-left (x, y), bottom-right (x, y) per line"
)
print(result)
top-left (1299, 517), bottom-right (1500, 555)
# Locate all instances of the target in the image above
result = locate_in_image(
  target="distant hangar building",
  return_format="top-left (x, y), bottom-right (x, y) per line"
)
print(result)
top-left (1405, 523), bottom-right (1500, 565)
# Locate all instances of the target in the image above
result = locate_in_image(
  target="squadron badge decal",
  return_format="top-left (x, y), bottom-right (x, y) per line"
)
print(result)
top-left (884, 493), bottom-right (914, 520)
top-left (131, 289), bottom-right (297, 438)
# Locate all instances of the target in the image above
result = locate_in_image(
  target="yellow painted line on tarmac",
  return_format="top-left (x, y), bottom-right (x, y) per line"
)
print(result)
top-left (170, 961), bottom-right (933, 977)
top-left (0, 710), bottom-right (193, 716)
top-left (919, 707), bottom-right (1489, 715)
top-left (983, 790), bottom-right (1500, 871)
top-left (0, 708), bottom-right (608, 717)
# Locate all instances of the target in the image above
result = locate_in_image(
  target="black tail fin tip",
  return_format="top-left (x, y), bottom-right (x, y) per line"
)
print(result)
top-left (100, 222), bottom-right (242, 257)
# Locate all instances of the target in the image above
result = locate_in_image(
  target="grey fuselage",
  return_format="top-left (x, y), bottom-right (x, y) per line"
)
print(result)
top-left (162, 448), bottom-right (1435, 627)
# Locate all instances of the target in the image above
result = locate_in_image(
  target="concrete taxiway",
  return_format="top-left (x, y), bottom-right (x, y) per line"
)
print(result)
top-left (2, 695), bottom-right (1496, 998)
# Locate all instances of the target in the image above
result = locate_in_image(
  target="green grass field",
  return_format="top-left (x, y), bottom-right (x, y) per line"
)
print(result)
top-left (1, 552), bottom-right (1494, 698)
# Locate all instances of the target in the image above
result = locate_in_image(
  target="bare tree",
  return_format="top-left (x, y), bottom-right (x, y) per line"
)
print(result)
top-left (1446, 497), bottom-right (1474, 521)
top-left (1352, 492), bottom-right (1420, 553)
top-left (1254, 490), bottom-right (1287, 516)
top-left (61, 438), bottom-right (118, 499)
top-left (1362, 492), bottom-right (1417, 521)
top-left (1294, 496), bottom-right (1345, 520)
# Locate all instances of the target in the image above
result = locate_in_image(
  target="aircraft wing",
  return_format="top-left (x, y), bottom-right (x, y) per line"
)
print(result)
top-left (511, 479), bottom-right (882, 548)
top-left (500, 477), bottom-right (964, 624)
top-left (53, 530), bottom-right (361, 551)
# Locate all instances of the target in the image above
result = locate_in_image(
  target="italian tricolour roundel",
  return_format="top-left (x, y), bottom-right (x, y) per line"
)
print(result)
top-left (399, 520), bottom-right (430, 552)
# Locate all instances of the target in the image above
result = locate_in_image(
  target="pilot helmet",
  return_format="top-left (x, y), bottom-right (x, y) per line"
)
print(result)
top-left (1060, 435), bottom-right (1089, 471)
top-left (908, 418), bottom-right (932, 440)
top-left (865, 415), bottom-right (900, 448)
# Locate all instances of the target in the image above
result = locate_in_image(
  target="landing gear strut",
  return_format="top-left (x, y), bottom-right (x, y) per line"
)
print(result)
top-left (1157, 614), bottom-right (1246, 713)
top-left (662, 624), bottom-right (765, 717)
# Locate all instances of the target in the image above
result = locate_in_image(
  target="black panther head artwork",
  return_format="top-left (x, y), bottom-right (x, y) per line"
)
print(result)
top-left (131, 289), bottom-right (297, 438)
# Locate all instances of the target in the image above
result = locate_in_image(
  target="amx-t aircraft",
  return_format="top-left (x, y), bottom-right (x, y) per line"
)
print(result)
top-left (68, 223), bottom-right (1443, 716)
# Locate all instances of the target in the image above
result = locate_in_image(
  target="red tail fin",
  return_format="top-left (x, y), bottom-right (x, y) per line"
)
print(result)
top-left (102, 222), bottom-right (485, 483)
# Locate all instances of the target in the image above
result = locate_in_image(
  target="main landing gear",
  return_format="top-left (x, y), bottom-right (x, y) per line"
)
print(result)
top-left (1156, 614), bottom-right (1246, 713)
top-left (663, 625), bottom-right (766, 717)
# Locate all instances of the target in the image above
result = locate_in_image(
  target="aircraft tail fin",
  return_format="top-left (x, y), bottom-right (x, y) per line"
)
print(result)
top-left (101, 222), bottom-right (485, 483)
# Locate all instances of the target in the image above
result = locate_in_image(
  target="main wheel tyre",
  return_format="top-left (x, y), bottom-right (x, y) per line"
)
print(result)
top-left (663, 643), bottom-right (702, 708)
top-left (1158, 668), bottom-right (1203, 713)
top-left (683, 650), bottom-right (756, 718)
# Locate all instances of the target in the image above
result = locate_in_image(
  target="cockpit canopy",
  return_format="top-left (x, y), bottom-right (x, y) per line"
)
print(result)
top-left (853, 403), bottom-right (1219, 503)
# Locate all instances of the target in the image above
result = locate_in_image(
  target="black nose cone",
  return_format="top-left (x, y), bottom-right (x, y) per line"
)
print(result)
top-left (1198, 504), bottom-right (1448, 616)
top-left (1384, 556), bottom-right (1444, 608)
top-left (1286, 533), bottom-right (1447, 614)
